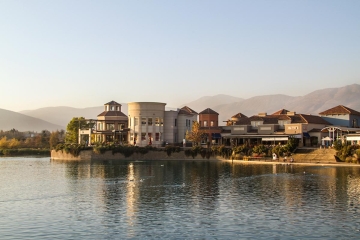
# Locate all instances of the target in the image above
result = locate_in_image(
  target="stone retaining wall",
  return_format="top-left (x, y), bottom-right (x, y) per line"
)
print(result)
top-left (51, 149), bottom-right (227, 161)
top-left (51, 148), bottom-right (340, 163)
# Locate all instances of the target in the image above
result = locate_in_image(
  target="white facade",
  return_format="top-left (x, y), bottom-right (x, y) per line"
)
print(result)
top-left (128, 102), bottom-right (166, 147)
top-left (164, 111), bottom-right (178, 144)
top-left (177, 113), bottom-right (198, 143)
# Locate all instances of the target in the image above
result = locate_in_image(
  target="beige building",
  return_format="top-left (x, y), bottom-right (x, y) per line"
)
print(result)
top-left (222, 109), bottom-right (332, 147)
top-left (128, 102), bottom-right (166, 147)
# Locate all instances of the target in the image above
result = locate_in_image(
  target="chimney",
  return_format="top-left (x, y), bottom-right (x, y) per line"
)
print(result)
top-left (258, 112), bottom-right (267, 117)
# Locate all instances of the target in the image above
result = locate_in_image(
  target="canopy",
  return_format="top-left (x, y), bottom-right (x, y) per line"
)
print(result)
top-left (322, 137), bottom-right (332, 141)
top-left (211, 133), bottom-right (221, 139)
top-left (303, 132), bottom-right (310, 138)
top-left (262, 137), bottom-right (288, 141)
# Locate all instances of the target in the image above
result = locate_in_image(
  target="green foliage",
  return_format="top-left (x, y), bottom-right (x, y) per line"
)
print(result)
top-left (65, 117), bottom-right (86, 143)
top-left (333, 140), bottom-right (342, 151)
top-left (272, 145), bottom-right (286, 157)
top-left (232, 145), bottom-right (249, 155)
top-left (164, 145), bottom-right (180, 156)
top-left (55, 143), bottom-right (90, 157)
top-left (185, 121), bottom-right (205, 146)
top-left (0, 148), bottom-right (50, 156)
top-left (285, 137), bottom-right (297, 152)
top-left (336, 143), bottom-right (353, 162)
top-left (252, 144), bottom-right (268, 155)
top-left (356, 149), bottom-right (360, 160)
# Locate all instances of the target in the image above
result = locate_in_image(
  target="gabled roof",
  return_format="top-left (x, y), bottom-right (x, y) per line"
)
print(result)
top-left (199, 108), bottom-right (219, 115)
top-left (271, 109), bottom-right (290, 115)
top-left (231, 113), bottom-right (248, 118)
top-left (97, 111), bottom-right (127, 117)
top-left (249, 115), bottom-right (263, 121)
top-left (179, 106), bottom-right (198, 115)
top-left (235, 117), bottom-right (251, 125)
top-left (105, 100), bottom-right (121, 106)
top-left (298, 114), bottom-right (332, 125)
top-left (319, 105), bottom-right (360, 116)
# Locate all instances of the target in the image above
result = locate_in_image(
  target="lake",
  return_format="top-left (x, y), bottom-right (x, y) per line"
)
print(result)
top-left (1, 157), bottom-right (360, 239)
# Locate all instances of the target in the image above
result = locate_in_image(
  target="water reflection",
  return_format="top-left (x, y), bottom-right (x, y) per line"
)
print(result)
top-left (2, 158), bottom-right (360, 239)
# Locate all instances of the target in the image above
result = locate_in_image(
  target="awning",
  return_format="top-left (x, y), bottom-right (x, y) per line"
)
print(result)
top-left (346, 136), bottom-right (360, 141)
top-left (262, 137), bottom-right (288, 141)
top-left (303, 132), bottom-right (310, 138)
top-left (212, 133), bottom-right (221, 139)
top-left (322, 137), bottom-right (332, 141)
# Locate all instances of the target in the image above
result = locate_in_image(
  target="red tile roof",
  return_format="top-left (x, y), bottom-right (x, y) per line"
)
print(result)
top-left (231, 113), bottom-right (248, 118)
top-left (97, 111), bottom-right (127, 117)
top-left (298, 114), bottom-right (332, 125)
top-left (319, 105), bottom-right (360, 116)
top-left (199, 108), bottom-right (219, 115)
top-left (105, 100), bottom-right (121, 106)
top-left (271, 109), bottom-right (290, 115)
top-left (179, 106), bottom-right (198, 115)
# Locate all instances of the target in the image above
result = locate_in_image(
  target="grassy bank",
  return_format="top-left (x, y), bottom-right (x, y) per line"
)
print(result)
top-left (0, 148), bottom-right (50, 156)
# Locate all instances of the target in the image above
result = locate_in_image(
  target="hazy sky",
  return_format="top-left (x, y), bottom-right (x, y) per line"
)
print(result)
top-left (1, 0), bottom-right (359, 111)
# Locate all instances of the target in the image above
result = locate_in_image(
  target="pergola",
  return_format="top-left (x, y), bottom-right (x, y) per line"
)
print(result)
top-left (321, 126), bottom-right (360, 144)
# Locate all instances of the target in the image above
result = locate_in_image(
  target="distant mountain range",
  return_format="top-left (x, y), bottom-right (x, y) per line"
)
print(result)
top-left (1, 83), bottom-right (359, 131)
top-left (0, 108), bottom-right (63, 132)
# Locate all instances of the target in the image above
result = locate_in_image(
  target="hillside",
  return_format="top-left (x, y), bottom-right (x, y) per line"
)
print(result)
top-left (0, 108), bottom-right (63, 132)
top-left (181, 94), bottom-right (244, 112)
top-left (212, 84), bottom-right (360, 122)
top-left (15, 83), bottom-right (360, 127)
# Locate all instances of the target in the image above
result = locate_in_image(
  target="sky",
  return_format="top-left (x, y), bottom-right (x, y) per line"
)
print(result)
top-left (1, 0), bottom-right (359, 112)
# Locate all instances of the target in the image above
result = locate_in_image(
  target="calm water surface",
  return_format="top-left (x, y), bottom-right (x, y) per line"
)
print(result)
top-left (1, 157), bottom-right (360, 239)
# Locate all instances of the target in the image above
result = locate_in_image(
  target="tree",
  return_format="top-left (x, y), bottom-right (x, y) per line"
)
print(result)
top-left (185, 121), bottom-right (205, 146)
top-left (65, 117), bottom-right (86, 143)
top-left (49, 131), bottom-right (60, 149)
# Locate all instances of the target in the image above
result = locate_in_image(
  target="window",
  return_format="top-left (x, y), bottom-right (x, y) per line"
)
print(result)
top-left (155, 117), bottom-right (160, 126)
top-left (106, 124), bottom-right (114, 130)
top-left (211, 121), bottom-right (214, 127)
top-left (251, 121), bottom-right (263, 127)
top-left (98, 123), bottom-right (102, 130)
top-left (116, 106), bottom-right (119, 111)
top-left (160, 118), bottom-right (163, 126)
top-left (141, 118), bottom-right (146, 125)
top-left (204, 121), bottom-right (207, 127)
top-left (130, 133), bottom-right (134, 141)
top-left (148, 133), bottom-right (152, 142)
top-left (118, 124), bottom-right (124, 130)
top-left (134, 133), bottom-right (138, 141)
top-left (155, 133), bottom-right (160, 141)
top-left (141, 133), bottom-right (146, 141)
top-left (111, 106), bottom-right (114, 111)
top-left (148, 118), bottom-right (153, 126)
top-left (175, 119), bottom-right (177, 127)
top-left (134, 118), bottom-right (139, 126)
